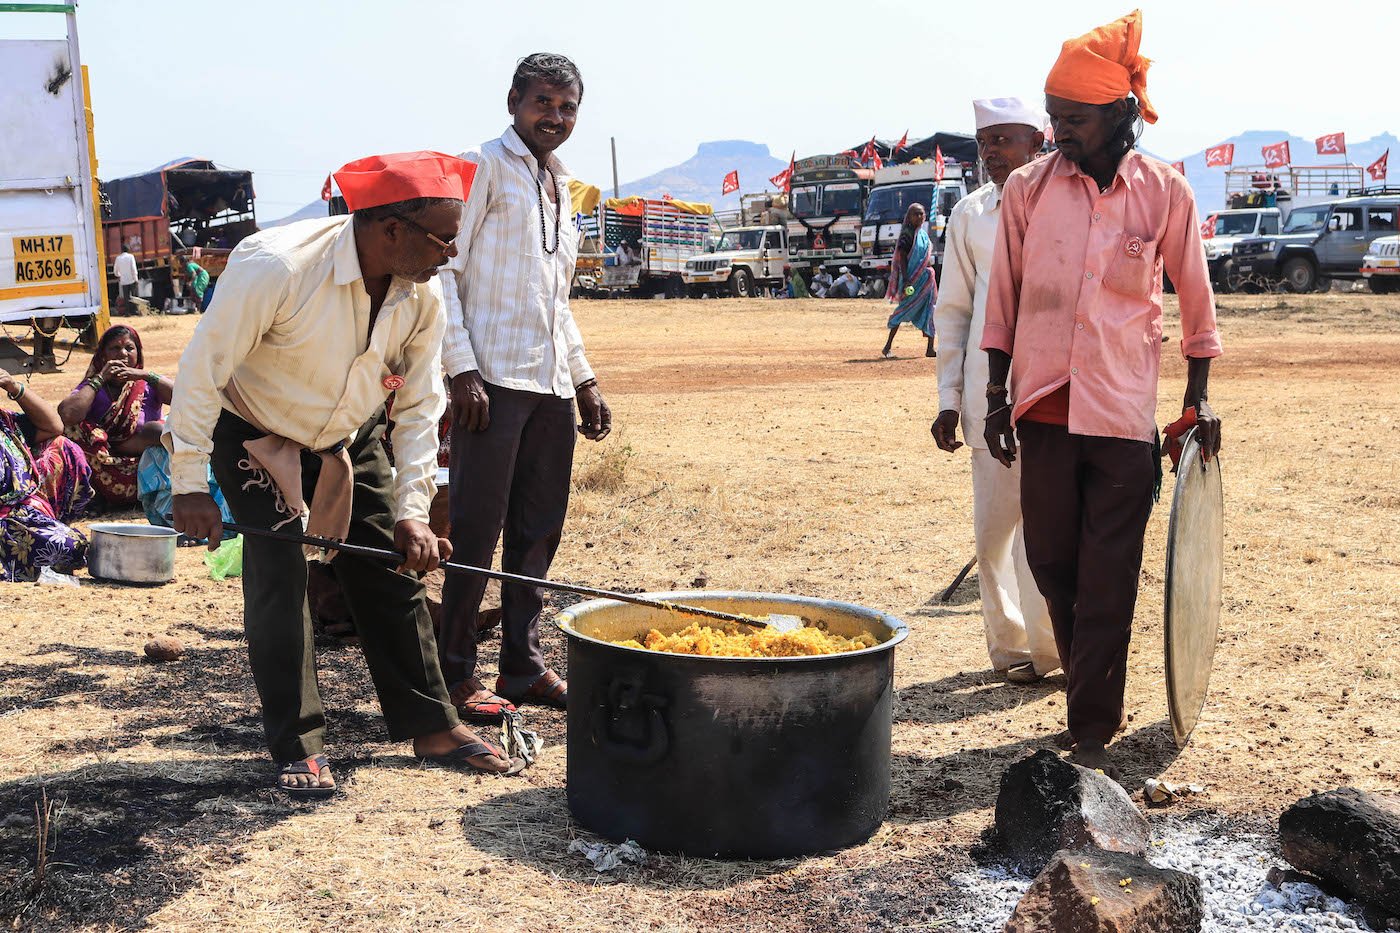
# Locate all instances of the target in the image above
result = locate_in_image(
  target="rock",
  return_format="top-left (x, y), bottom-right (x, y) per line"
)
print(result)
top-left (1004, 848), bottom-right (1204, 932)
top-left (143, 635), bottom-right (184, 662)
top-left (1280, 787), bottom-right (1400, 917)
top-left (995, 749), bottom-right (1149, 874)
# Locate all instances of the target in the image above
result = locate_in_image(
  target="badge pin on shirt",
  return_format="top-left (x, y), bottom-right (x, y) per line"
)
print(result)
top-left (382, 374), bottom-right (405, 391)
top-left (1125, 236), bottom-right (1145, 259)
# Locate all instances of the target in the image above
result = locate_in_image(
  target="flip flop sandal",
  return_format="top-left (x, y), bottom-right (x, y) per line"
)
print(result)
top-left (278, 754), bottom-right (336, 800)
top-left (420, 741), bottom-right (523, 776)
top-left (497, 669), bottom-right (567, 710)
top-left (456, 697), bottom-right (517, 725)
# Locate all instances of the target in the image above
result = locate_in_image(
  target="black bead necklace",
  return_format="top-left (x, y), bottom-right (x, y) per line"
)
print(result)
top-left (536, 165), bottom-right (562, 255)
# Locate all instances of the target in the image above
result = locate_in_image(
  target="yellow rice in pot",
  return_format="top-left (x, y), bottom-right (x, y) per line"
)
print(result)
top-left (615, 622), bottom-right (877, 658)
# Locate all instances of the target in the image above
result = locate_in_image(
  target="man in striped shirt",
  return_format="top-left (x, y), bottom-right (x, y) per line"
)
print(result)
top-left (437, 53), bottom-right (611, 722)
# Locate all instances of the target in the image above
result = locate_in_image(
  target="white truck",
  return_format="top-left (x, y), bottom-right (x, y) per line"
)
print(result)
top-left (858, 161), bottom-right (974, 295)
top-left (1201, 207), bottom-right (1282, 293)
top-left (682, 224), bottom-right (788, 298)
top-left (599, 197), bottom-right (712, 298)
top-left (0, 4), bottom-right (108, 374)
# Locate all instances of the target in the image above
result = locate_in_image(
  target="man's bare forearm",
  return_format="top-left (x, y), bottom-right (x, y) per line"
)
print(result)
top-left (1184, 356), bottom-right (1211, 410)
top-left (987, 349), bottom-right (1011, 391)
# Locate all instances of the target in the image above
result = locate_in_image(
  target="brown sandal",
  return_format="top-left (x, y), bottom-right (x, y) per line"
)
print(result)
top-left (498, 669), bottom-right (567, 710)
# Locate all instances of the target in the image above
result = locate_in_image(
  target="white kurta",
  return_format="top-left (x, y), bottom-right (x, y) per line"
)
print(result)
top-left (933, 181), bottom-right (1058, 674)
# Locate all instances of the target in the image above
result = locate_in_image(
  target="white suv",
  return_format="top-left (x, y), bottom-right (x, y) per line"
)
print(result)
top-left (1362, 235), bottom-right (1400, 294)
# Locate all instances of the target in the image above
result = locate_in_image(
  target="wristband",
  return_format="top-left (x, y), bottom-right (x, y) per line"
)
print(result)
top-left (985, 383), bottom-right (1009, 399)
top-left (6, 383), bottom-right (24, 401)
top-left (574, 378), bottom-right (598, 392)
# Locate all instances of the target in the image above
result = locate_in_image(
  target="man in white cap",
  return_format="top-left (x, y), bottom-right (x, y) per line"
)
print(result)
top-left (830, 265), bottom-right (861, 298)
top-left (931, 98), bottom-right (1058, 684)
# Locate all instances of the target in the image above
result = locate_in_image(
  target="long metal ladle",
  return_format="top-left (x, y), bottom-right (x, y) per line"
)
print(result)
top-left (217, 521), bottom-right (801, 632)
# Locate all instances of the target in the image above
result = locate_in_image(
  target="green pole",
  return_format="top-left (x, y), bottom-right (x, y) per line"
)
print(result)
top-left (0, 4), bottom-right (78, 12)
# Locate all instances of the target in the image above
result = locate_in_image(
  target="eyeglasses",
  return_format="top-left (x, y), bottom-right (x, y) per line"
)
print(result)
top-left (393, 213), bottom-right (458, 253)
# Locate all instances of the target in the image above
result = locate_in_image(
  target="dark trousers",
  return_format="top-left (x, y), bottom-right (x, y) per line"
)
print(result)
top-left (1017, 421), bottom-right (1157, 746)
top-left (210, 409), bottom-right (457, 763)
top-left (439, 383), bottom-right (576, 696)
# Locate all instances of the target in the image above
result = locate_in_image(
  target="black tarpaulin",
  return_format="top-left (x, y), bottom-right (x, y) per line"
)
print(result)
top-left (839, 133), bottom-right (980, 166)
top-left (101, 158), bottom-right (255, 222)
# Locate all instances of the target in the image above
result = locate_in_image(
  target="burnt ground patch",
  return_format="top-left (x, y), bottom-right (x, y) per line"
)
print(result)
top-left (0, 763), bottom-right (277, 930)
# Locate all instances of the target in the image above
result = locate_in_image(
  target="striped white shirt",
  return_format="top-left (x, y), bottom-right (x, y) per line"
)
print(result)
top-left (439, 126), bottom-right (593, 397)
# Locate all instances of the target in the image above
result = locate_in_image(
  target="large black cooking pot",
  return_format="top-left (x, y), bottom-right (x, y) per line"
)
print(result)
top-left (556, 590), bottom-right (907, 859)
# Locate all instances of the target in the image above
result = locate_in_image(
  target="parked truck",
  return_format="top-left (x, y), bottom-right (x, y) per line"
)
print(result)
top-left (0, 5), bottom-right (107, 374)
top-left (785, 154), bottom-right (872, 278)
top-left (599, 197), bottom-right (712, 297)
top-left (858, 160), bottom-right (977, 295)
top-left (100, 158), bottom-right (257, 310)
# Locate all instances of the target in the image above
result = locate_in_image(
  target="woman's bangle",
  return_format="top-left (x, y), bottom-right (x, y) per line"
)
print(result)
top-left (6, 383), bottom-right (24, 402)
top-left (85, 375), bottom-right (103, 391)
top-left (574, 378), bottom-right (598, 392)
top-left (143, 371), bottom-right (161, 385)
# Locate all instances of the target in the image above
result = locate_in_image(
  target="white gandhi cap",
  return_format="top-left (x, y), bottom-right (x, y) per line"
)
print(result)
top-left (973, 97), bottom-right (1048, 132)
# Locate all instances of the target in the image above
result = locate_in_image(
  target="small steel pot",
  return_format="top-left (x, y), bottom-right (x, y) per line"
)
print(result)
top-left (86, 523), bottom-right (179, 585)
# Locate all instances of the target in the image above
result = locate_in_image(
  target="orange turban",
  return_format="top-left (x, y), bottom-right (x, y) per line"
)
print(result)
top-left (1044, 9), bottom-right (1158, 124)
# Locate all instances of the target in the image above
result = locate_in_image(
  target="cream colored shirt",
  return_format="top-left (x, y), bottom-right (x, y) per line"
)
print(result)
top-left (165, 216), bottom-right (447, 523)
top-left (438, 126), bottom-right (593, 396)
top-left (934, 181), bottom-right (1000, 449)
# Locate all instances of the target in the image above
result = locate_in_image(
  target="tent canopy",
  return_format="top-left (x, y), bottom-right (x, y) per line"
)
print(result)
top-left (101, 158), bottom-right (255, 222)
top-left (603, 196), bottom-right (712, 216)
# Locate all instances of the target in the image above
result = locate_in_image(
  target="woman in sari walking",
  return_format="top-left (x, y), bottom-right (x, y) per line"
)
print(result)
top-left (59, 325), bottom-right (172, 506)
top-left (883, 203), bottom-right (937, 358)
top-left (1, 372), bottom-right (90, 581)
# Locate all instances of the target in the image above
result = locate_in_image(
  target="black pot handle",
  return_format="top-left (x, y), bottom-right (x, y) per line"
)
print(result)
top-left (591, 675), bottom-right (669, 766)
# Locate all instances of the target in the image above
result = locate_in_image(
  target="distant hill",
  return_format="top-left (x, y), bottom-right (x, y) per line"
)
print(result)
top-left (262, 198), bottom-right (328, 228)
top-left (617, 140), bottom-right (787, 206)
top-left (1162, 130), bottom-right (1397, 212)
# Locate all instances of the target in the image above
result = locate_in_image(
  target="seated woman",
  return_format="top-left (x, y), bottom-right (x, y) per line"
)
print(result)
top-left (1, 373), bottom-right (90, 582)
top-left (58, 325), bottom-right (172, 507)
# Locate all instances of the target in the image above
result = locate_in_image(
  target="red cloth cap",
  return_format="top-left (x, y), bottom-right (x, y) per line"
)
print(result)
top-left (1044, 9), bottom-right (1158, 124)
top-left (332, 151), bottom-right (477, 211)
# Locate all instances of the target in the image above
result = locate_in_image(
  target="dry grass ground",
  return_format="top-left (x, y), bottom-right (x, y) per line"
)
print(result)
top-left (1, 293), bottom-right (1397, 931)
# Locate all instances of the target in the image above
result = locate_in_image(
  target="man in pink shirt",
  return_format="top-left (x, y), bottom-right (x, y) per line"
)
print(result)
top-left (980, 10), bottom-right (1223, 779)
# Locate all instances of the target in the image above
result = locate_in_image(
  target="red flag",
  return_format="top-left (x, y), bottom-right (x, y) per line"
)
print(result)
top-left (1170, 161), bottom-right (1186, 174)
top-left (770, 152), bottom-right (795, 193)
top-left (1261, 141), bottom-right (1291, 169)
top-left (860, 137), bottom-right (882, 170)
top-left (894, 129), bottom-right (909, 152)
top-left (933, 146), bottom-right (945, 183)
top-left (320, 174), bottom-right (333, 201)
top-left (1315, 132), bottom-right (1346, 156)
top-left (661, 193), bottom-right (673, 200)
top-left (1368, 149), bottom-right (1389, 182)
top-left (1204, 143), bottom-right (1235, 168)
top-left (721, 170), bottom-right (739, 196)
top-left (1201, 214), bottom-right (1218, 239)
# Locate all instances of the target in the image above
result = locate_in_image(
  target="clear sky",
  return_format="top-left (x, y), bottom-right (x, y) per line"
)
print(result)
top-left (4, 0), bottom-right (1394, 220)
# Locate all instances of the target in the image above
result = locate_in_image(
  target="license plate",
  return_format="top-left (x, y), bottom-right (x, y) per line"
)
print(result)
top-left (1378, 258), bottom-right (1398, 267)
top-left (690, 274), bottom-right (714, 282)
top-left (13, 235), bottom-right (77, 283)
top-left (1236, 263), bottom-right (1254, 274)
